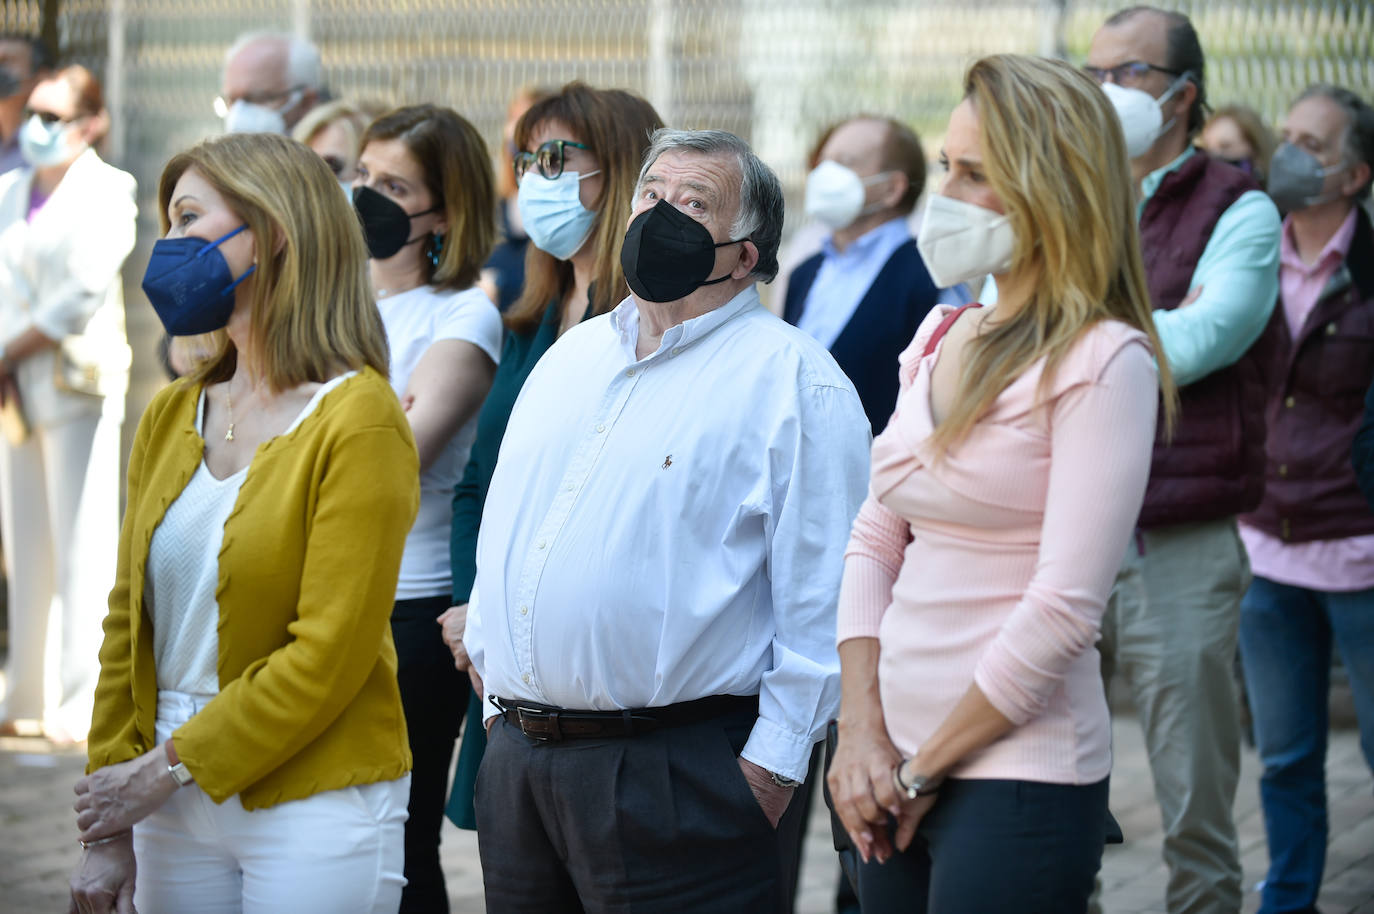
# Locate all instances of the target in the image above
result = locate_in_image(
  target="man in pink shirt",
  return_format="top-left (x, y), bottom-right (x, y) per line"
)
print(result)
top-left (1237, 85), bottom-right (1374, 914)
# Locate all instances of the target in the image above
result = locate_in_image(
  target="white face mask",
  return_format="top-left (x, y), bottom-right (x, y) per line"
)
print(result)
top-left (222, 94), bottom-right (297, 135)
top-left (516, 169), bottom-right (601, 261)
top-left (804, 160), bottom-right (897, 230)
top-left (19, 115), bottom-right (79, 168)
top-left (1101, 73), bottom-right (1189, 160)
top-left (916, 193), bottom-right (1015, 289)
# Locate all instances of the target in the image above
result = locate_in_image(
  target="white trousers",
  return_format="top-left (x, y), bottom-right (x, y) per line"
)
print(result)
top-left (133, 692), bottom-right (410, 914)
top-left (0, 409), bottom-right (119, 736)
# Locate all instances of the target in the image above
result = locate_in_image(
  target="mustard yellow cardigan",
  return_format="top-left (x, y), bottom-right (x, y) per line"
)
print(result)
top-left (86, 367), bottom-right (419, 809)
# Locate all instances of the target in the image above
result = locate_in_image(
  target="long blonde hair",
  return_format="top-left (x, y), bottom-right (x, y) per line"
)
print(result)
top-left (929, 54), bottom-right (1177, 453)
top-left (156, 132), bottom-right (389, 392)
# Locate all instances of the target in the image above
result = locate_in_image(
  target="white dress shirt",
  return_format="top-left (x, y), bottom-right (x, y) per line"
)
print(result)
top-left (465, 285), bottom-right (870, 781)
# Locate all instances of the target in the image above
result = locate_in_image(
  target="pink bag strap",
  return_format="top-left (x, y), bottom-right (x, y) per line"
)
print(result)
top-left (922, 303), bottom-right (983, 359)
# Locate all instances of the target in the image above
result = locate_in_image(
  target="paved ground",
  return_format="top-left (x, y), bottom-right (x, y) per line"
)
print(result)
top-left (2, 714), bottom-right (1369, 913)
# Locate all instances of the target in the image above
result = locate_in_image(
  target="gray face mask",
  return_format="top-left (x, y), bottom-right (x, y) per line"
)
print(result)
top-left (1267, 141), bottom-right (1348, 212)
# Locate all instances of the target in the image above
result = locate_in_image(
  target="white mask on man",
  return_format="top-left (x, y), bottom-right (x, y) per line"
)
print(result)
top-left (916, 193), bottom-right (1015, 289)
top-left (803, 160), bottom-right (897, 230)
top-left (222, 91), bottom-right (300, 135)
top-left (1101, 72), bottom-right (1190, 159)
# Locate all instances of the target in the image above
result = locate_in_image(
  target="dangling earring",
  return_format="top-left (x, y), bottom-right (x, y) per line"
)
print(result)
top-left (428, 232), bottom-right (444, 269)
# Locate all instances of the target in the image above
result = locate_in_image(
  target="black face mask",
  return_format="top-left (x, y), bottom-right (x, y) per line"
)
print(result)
top-left (352, 185), bottom-right (440, 260)
top-left (619, 199), bottom-right (745, 303)
top-left (0, 68), bottom-right (22, 100)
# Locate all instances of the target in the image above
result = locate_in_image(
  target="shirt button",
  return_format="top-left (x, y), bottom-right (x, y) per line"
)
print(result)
top-left (1326, 322), bottom-right (1338, 336)
top-left (522, 673), bottom-right (531, 684)
top-left (626, 368), bottom-right (637, 377)
top-left (537, 540), bottom-right (546, 550)
top-left (1285, 396), bottom-right (1296, 408)
top-left (1278, 463), bottom-right (1288, 477)
top-left (519, 605), bottom-right (529, 616)
top-left (596, 423), bottom-right (606, 433)
top-left (565, 483), bottom-right (575, 492)
top-left (671, 347), bottom-right (682, 356)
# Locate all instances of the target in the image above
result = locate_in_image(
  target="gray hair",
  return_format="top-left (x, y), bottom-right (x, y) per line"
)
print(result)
top-left (1295, 83), bottom-right (1374, 200)
top-left (226, 31), bottom-right (323, 92)
top-left (635, 128), bottom-right (785, 282)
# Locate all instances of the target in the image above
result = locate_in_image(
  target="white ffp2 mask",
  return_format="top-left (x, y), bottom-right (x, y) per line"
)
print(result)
top-left (803, 160), bottom-right (896, 230)
top-left (1101, 73), bottom-right (1189, 160)
top-left (916, 194), bottom-right (1015, 289)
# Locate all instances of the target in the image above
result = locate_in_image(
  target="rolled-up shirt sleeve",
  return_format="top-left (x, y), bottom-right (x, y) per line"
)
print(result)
top-left (740, 382), bottom-right (870, 783)
top-left (973, 341), bottom-right (1158, 725)
top-left (1151, 190), bottom-right (1280, 386)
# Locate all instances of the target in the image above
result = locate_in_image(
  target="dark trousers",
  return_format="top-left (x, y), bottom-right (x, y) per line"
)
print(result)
top-left (474, 705), bottom-right (781, 913)
top-left (857, 777), bottom-right (1110, 914)
top-left (392, 594), bottom-right (471, 914)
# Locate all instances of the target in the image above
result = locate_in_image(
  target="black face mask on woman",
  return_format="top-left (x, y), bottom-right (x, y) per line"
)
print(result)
top-left (352, 185), bottom-right (440, 260)
top-left (619, 199), bottom-right (746, 303)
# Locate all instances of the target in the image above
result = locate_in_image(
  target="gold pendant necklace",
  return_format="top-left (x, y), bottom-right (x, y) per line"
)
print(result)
top-left (225, 387), bottom-right (236, 441)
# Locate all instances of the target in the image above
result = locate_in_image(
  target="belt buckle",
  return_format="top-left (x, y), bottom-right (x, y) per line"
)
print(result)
top-left (516, 706), bottom-right (562, 742)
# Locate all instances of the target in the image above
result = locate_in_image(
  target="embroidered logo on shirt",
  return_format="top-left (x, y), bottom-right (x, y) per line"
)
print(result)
top-left (662, 455), bottom-right (672, 469)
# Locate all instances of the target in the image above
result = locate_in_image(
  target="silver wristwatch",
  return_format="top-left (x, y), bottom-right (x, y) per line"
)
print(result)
top-left (167, 759), bottom-right (193, 787)
top-left (770, 771), bottom-right (802, 788)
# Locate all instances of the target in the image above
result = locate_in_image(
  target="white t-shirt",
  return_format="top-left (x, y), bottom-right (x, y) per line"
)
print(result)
top-left (378, 284), bottom-right (502, 600)
top-left (147, 373), bottom-right (354, 695)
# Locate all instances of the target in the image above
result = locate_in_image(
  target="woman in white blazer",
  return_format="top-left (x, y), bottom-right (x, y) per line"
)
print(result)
top-left (0, 64), bottom-right (135, 742)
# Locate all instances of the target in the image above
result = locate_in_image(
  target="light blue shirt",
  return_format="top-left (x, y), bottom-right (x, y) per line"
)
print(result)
top-left (1139, 147), bottom-right (1281, 386)
top-left (982, 149), bottom-right (1280, 387)
top-left (797, 217), bottom-right (911, 349)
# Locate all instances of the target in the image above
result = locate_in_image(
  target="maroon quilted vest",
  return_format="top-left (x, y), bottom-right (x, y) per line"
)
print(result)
top-left (1137, 153), bottom-right (1273, 528)
top-left (1242, 207), bottom-right (1374, 542)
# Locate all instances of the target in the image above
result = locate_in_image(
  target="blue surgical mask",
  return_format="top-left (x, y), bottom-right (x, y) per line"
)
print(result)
top-left (516, 169), bottom-right (601, 260)
top-left (19, 114), bottom-right (75, 168)
top-left (142, 225), bottom-right (257, 335)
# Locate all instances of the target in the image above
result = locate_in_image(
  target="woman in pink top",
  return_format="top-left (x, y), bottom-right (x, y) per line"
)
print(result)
top-left (827, 54), bottom-right (1178, 912)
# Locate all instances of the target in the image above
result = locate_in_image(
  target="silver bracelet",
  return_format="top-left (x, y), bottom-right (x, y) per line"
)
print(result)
top-left (78, 830), bottom-right (131, 850)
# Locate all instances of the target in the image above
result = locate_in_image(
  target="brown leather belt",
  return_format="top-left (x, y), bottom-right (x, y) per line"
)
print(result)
top-left (490, 693), bottom-right (757, 742)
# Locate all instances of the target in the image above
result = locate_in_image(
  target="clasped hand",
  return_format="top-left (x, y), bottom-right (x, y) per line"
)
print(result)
top-left (826, 716), bottom-right (937, 864)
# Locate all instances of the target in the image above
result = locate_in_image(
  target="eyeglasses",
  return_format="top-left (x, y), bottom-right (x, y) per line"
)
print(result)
top-left (213, 85), bottom-right (305, 119)
top-left (23, 107), bottom-right (79, 127)
top-left (513, 139), bottom-right (590, 181)
top-left (1082, 61), bottom-right (1181, 86)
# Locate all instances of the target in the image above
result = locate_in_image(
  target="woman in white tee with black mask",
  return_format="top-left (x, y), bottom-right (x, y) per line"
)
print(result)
top-left (352, 104), bottom-right (502, 914)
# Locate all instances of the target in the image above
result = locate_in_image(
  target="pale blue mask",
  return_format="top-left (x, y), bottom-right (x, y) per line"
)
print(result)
top-left (516, 169), bottom-right (601, 261)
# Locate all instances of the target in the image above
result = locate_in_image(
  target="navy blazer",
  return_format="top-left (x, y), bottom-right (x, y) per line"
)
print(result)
top-left (783, 239), bottom-right (939, 433)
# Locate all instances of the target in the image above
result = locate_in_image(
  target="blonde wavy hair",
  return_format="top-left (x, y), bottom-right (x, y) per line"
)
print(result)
top-left (929, 54), bottom-right (1177, 454)
top-left (156, 132), bottom-right (389, 392)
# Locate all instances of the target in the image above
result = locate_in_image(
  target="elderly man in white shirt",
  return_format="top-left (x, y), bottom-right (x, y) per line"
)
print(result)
top-left (461, 128), bottom-right (870, 912)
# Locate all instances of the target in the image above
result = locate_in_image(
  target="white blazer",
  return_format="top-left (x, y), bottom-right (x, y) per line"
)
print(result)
top-left (0, 148), bottom-right (136, 427)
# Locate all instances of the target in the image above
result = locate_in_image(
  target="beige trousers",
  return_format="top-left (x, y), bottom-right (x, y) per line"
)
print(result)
top-left (0, 409), bottom-right (120, 738)
top-left (1098, 516), bottom-right (1249, 914)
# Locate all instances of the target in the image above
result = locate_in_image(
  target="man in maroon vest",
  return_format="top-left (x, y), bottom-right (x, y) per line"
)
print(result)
top-left (1087, 8), bottom-right (1282, 913)
top-left (1237, 85), bottom-right (1374, 914)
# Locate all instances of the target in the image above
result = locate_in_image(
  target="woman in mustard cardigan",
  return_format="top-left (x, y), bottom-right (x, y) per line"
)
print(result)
top-left (67, 133), bottom-right (419, 914)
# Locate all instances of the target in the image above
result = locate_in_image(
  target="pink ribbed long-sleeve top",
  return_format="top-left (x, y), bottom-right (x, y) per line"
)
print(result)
top-left (837, 305), bottom-right (1159, 785)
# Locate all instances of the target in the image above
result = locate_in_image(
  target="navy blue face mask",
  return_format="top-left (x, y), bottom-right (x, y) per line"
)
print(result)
top-left (142, 224), bottom-right (257, 336)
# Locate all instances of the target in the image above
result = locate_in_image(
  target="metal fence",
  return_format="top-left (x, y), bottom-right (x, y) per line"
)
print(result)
top-left (19, 0), bottom-right (1374, 419)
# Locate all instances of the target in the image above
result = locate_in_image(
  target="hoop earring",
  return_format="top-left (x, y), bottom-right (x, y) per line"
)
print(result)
top-left (428, 232), bottom-right (444, 269)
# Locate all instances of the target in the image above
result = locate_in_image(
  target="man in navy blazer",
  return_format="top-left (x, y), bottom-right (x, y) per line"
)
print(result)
top-left (783, 115), bottom-right (939, 434)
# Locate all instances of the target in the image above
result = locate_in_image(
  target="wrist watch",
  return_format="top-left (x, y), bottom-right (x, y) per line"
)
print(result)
top-left (165, 739), bottom-right (193, 787)
top-left (769, 771), bottom-right (802, 789)
top-left (893, 759), bottom-right (940, 800)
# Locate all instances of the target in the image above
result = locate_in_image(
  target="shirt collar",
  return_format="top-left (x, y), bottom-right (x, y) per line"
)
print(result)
top-left (1280, 206), bottom-right (1359, 275)
top-left (820, 216), bottom-right (911, 261)
top-left (609, 284), bottom-right (762, 362)
top-left (1140, 146), bottom-right (1197, 202)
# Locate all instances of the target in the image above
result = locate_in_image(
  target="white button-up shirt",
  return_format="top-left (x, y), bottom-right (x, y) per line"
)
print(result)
top-left (465, 285), bottom-right (870, 780)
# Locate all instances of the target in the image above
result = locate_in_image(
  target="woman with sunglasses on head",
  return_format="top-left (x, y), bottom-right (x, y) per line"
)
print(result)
top-left (0, 64), bottom-right (134, 744)
top-left (69, 132), bottom-right (417, 914)
top-left (351, 103), bottom-right (502, 914)
top-left (436, 81), bottom-right (664, 828)
top-left (826, 54), bottom-right (1178, 912)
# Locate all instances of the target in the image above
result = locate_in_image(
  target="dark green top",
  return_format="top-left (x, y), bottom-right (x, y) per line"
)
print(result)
top-left (449, 295), bottom-right (591, 603)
